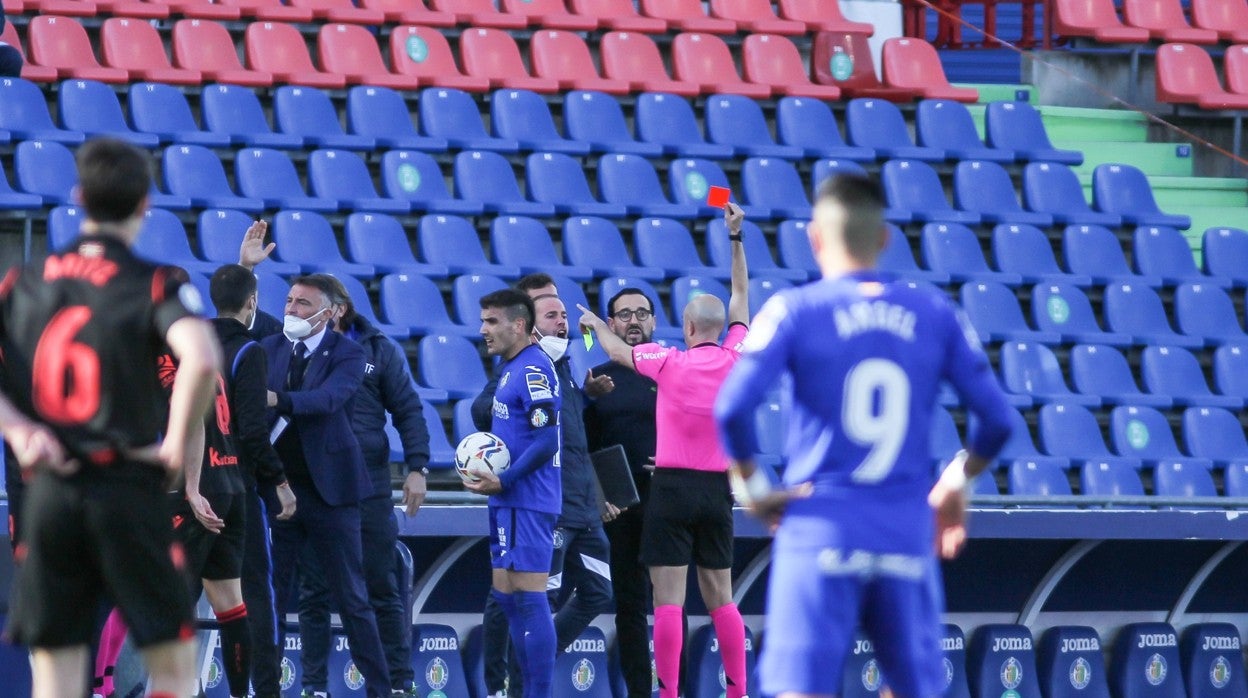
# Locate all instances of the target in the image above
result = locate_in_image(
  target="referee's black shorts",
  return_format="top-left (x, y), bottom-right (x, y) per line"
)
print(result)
top-left (640, 467), bottom-right (734, 570)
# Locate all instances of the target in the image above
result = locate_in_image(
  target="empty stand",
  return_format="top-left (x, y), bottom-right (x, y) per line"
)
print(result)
top-left (1023, 163), bottom-right (1123, 226)
top-left (598, 153), bottom-right (700, 219)
top-left (641, 0), bottom-right (736, 32)
top-left (1124, 0), bottom-right (1219, 42)
top-left (345, 86), bottom-right (447, 151)
top-left (1033, 284), bottom-right (1130, 345)
top-left (563, 90), bottom-right (662, 156)
top-left (245, 21), bottom-right (346, 88)
top-left (1110, 404), bottom-right (1213, 468)
top-left (917, 100), bottom-right (1015, 162)
top-left (712, 0), bottom-right (804, 32)
top-left (420, 87), bottom-right (520, 151)
top-left (740, 157), bottom-right (809, 219)
top-left (1184, 407), bottom-right (1248, 466)
top-left (271, 210), bottom-right (374, 277)
top-left (308, 149), bottom-right (408, 214)
top-left (345, 213), bottom-right (447, 277)
top-left (570, 0), bottom-right (666, 31)
top-left (198, 208), bottom-right (301, 274)
top-left (201, 83), bottom-right (303, 148)
top-left (1063, 224), bottom-right (1162, 286)
top-left (955, 162), bottom-right (1054, 225)
top-left (1139, 227), bottom-right (1227, 287)
top-left (1213, 344), bottom-right (1248, 403)
top-left (236, 148), bottom-right (337, 212)
top-left (1037, 627), bottom-right (1111, 698)
top-left (1070, 344), bottom-right (1169, 406)
top-left (634, 92), bottom-right (733, 158)
top-left (741, 34), bottom-right (841, 99)
top-left (775, 97), bottom-right (874, 160)
top-left (526, 152), bottom-right (627, 217)
top-left (924, 222), bottom-right (1024, 282)
top-left (0, 23), bottom-right (57, 82)
top-left (530, 30), bottom-right (628, 93)
top-left (421, 216), bottom-right (520, 278)
top-left (135, 208), bottom-right (220, 275)
top-left (1155, 43), bottom-right (1248, 110)
top-left (359, 0), bottom-right (454, 24)
top-left (500, 0), bottom-right (597, 29)
top-left (1181, 624), bottom-right (1248, 698)
top-left (418, 335), bottom-right (488, 400)
top-left (881, 38), bottom-right (979, 102)
top-left (163, 144), bottom-right (264, 212)
top-left (880, 222), bottom-right (951, 283)
top-left (15, 140), bottom-right (78, 205)
top-left (274, 85), bottom-right (375, 150)
top-left (847, 99), bottom-right (946, 161)
top-left (454, 150), bottom-right (555, 217)
top-left (1191, 0), bottom-right (1248, 42)
top-left (1010, 459), bottom-right (1075, 495)
top-left (172, 20), bottom-right (273, 87)
top-left (705, 94), bottom-right (803, 159)
top-left (779, 0), bottom-right (873, 32)
top-left (1053, 0), bottom-right (1151, 42)
top-left (451, 273), bottom-right (510, 326)
top-left (1094, 164), bottom-right (1191, 228)
top-left (1141, 345), bottom-right (1242, 407)
top-left (1173, 282), bottom-right (1246, 344)
top-left (599, 31), bottom-right (700, 97)
top-left (100, 18), bottom-right (200, 85)
top-left (961, 281), bottom-right (1061, 343)
top-left (1081, 459), bottom-right (1147, 497)
top-left (58, 79), bottom-right (159, 147)
top-left (563, 216), bottom-right (664, 280)
top-left (1109, 623), bottom-right (1185, 697)
top-left (1155, 460), bottom-right (1219, 498)
top-left (128, 83), bottom-right (232, 147)
top-left (27, 16), bottom-right (128, 83)
top-left (1202, 227), bottom-right (1248, 286)
top-left (812, 32), bottom-right (915, 100)
top-left (1001, 341), bottom-right (1098, 406)
top-left (429, 0), bottom-right (527, 27)
top-left (968, 626), bottom-right (1042, 698)
top-left (221, 0), bottom-right (314, 21)
top-left (1103, 281), bottom-right (1202, 347)
top-left (0, 160), bottom-right (43, 211)
top-left (886, 164), bottom-right (980, 224)
top-left (492, 89), bottom-right (592, 154)
top-left (389, 25), bottom-right (489, 92)
top-left (707, 218), bottom-right (808, 282)
top-left (290, 0), bottom-right (383, 23)
top-left (634, 216), bottom-right (728, 279)
top-left (671, 32), bottom-right (771, 98)
top-left (671, 275), bottom-right (730, 325)
top-left (318, 23), bottom-right (418, 89)
top-left (985, 102), bottom-right (1083, 165)
top-left (380, 150), bottom-right (484, 215)
top-left (46, 205), bottom-right (85, 250)
top-left (491, 214), bottom-right (594, 280)
top-left (996, 227), bottom-right (1093, 286)
top-left (460, 27), bottom-right (558, 92)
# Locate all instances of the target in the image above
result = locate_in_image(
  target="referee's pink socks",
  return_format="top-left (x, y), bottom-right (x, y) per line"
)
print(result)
top-left (710, 603), bottom-right (748, 698)
top-left (654, 605), bottom-right (684, 698)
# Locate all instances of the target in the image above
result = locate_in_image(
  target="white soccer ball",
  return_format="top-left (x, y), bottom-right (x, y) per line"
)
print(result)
top-left (455, 431), bottom-right (511, 484)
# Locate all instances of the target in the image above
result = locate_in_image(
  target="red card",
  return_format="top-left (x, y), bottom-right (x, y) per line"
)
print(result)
top-left (706, 185), bottom-right (731, 208)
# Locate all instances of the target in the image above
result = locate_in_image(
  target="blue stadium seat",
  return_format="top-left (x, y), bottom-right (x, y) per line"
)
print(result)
top-left (15, 140), bottom-right (78, 205)
top-left (197, 208), bottom-right (302, 276)
top-left (1142, 346), bottom-right (1242, 408)
top-left (563, 90), bottom-right (662, 156)
top-left (598, 276), bottom-right (671, 327)
top-left (134, 208), bottom-right (219, 274)
top-left (463, 625), bottom-right (488, 698)
top-left (975, 406), bottom-right (1071, 470)
top-left (1104, 282), bottom-right (1203, 348)
top-left (255, 272), bottom-right (293, 319)
top-left (201, 84), bottom-right (303, 149)
top-left (452, 398), bottom-right (476, 441)
top-left (1202, 227), bottom-right (1248, 287)
top-left (273, 85), bottom-right (375, 151)
top-left (984, 102), bottom-right (1083, 165)
top-left (942, 624), bottom-right (971, 698)
top-left (1136, 226), bottom-right (1231, 287)
top-left (558, 268), bottom-right (615, 320)
top-left (1111, 404), bottom-right (1213, 469)
top-left (455, 150), bottom-right (556, 217)
top-left (671, 275), bottom-right (729, 327)
top-left (930, 406), bottom-right (964, 465)
top-left (325, 631), bottom-right (362, 697)
top-left (417, 334), bottom-right (487, 400)
top-left (954, 161), bottom-right (1054, 226)
top-left (1184, 406), bottom-right (1248, 467)
top-left (332, 272), bottom-right (409, 339)
top-left (1081, 459), bottom-right (1147, 500)
top-left (687, 624), bottom-right (756, 698)
top-left (410, 624), bottom-right (471, 698)
top-left (1023, 162), bottom-right (1123, 226)
top-left (380, 150), bottom-right (484, 216)
top-left (775, 96), bottom-right (874, 160)
top-left (1181, 624), bottom-right (1248, 698)
top-left (883, 161), bottom-right (981, 225)
top-left (236, 148), bottom-right (339, 212)
top-left (1009, 459), bottom-right (1073, 496)
top-left (58, 79), bottom-right (159, 147)
top-left (1155, 460), bottom-right (1218, 499)
top-left (967, 625), bottom-right (1041, 698)
top-left (1033, 284), bottom-right (1130, 346)
top-left (777, 220), bottom-right (819, 278)
top-left (420, 215), bottom-right (520, 278)
top-left (1213, 344), bottom-right (1248, 402)
top-left (525, 152), bottom-right (628, 218)
top-left (1070, 344), bottom-right (1171, 407)
top-left (880, 224), bottom-right (950, 284)
top-left (163, 145), bottom-right (264, 212)
top-left (380, 273), bottom-right (473, 338)
top-left (740, 157), bottom-right (810, 220)
top-left (635, 216), bottom-right (728, 280)
top-left (1039, 403), bottom-right (1143, 468)
top-left (271, 210), bottom-right (375, 278)
top-left (845, 98), bottom-right (945, 161)
top-left (0, 160), bottom-right (43, 211)
top-left (553, 627), bottom-right (614, 698)
top-left (634, 92), bottom-right (734, 159)
top-left (1001, 341), bottom-right (1099, 406)
top-left (707, 218), bottom-right (809, 282)
top-left (492, 215), bottom-right (594, 280)
top-left (922, 223), bottom-right (1022, 285)
top-left (47, 205), bottom-right (85, 251)
top-left (1037, 626), bottom-right (1110, 698)
top-left (309, 150), bottom-right (410, 214)
top-left (422, 398), bottom-right (455, 462)
top-left (1063, 224), bottom-right (1163, 287)
top-left (127, 82), bottom-right (230, 147)
top-left (598, 154), bottom-right (700, 219)
top-left (1174, 282), bottom-right (1248, 345)
top-left (563, 215), bottom-right (665, 280)
top-left (1109, 623), bottom-right (1185, 698)
top-left (995, 226), bottom-right (1093, 286)
top-left (703, 94), bottom-right (803, 160)
top-left (916, 99), bottom-right (1014, 162)
top-left (1227, 463), bottom-right (1248, 497)
top-left (811, 158), bottom-right (868, 190)
top-left (1093, 164), bottom-right (1191, 229)
top-left (840, 631), bottom-right (888, 698)
top-left (492, 88), bottom-right (591, 154)
top-left (419, 87), bottom-right (520, 152)
top-left (960, 281), bottom-right (1061, 344)
top-left (451, 273), bottom-right (509, 328)
top-left (0, 76), bottom-right (85, 143)
top-left (346, 85), bottom-right (447, 151)
top-left (748, 277), bottom-right (793, 318)
top-left (668, 158), bottom-right (771, 219)
top-left (345, 212), bottom-right (449, 277)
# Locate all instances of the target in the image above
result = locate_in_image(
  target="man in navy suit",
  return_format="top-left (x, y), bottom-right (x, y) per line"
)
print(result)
top-left (261, 273), bottom-right (391, 698)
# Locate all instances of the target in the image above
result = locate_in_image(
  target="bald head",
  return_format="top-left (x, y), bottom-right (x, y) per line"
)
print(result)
top-left (683, 293), bottom-right (726, 342)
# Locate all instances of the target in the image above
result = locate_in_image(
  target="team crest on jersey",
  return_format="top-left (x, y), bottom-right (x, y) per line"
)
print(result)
top-left (499, 371), bottom-right (510, 388)
top-left (526, 371), bottom-right (553, 400)
top-left (943, 657), bottom-right (956, 688)
top-left (530, 407), bottom-right (551, 428)
top-left (1146, 654), bottom-right (1167, 685)
top-left (552, 528), bottom-right (565, 549)
top-left (572, 658), bottom-right (595, 691)
top-left (1211, 656), bottom-right (1232, 689)
top-left (861, 659), bottom-right (882, 691)
top-left (204, 656), bottom-right (223, 689)
top-left (425, 656), bottom-right (450, 694)
top-left (1070, 658), bottom-right (1092, 689)
top-left (1001, 657), bottom-right (1023, 690)
top-left (345, 660), bottom-right (365, 690)
top-left (280, 657), bottom-right (297, 690)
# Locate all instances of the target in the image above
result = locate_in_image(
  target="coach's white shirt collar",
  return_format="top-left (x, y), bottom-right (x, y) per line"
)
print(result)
top-left (294, 324), bottom-right (329, 355)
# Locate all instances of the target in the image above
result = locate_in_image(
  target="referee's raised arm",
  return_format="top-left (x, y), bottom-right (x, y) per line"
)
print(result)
top-left (724, 202), bottom-right (750, 327)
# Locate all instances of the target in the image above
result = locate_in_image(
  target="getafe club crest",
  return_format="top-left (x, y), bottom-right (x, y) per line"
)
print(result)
top-left (861, 659), bottom-right (882, 691)
top-left (425, 656), bottom-right (450, 697)
top-left (1211, 656), bottom-right (1232, 689)
top-left (280, 657), bottom-right (297, 691)
top-left (1070, 658), bottom-right (1092, 690)
top-left (572, 658), bottom-right (595, 691)
top-left (204, 656), bottom-right (223, 689)
top-left (345, 660), bottom-right (366, 691)
top-left (1001, 657), bottom-right (1023, 690)
top-left (943, 657), bottom-right (956, 689)
top-left (1146, 653), bottom-right (1167, 686)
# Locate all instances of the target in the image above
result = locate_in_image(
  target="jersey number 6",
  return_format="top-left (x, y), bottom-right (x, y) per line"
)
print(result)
top-left (32, 305), bottom-right (100, 424)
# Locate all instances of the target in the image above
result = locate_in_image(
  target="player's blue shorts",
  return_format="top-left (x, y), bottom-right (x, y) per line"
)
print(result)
top-left (761, 534), bottom-right (946, 697)
top-left (488, 505), bottom-right (557, 573)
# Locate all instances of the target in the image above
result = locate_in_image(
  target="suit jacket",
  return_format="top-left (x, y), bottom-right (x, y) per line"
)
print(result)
top-left (261, 330), bottom-right (370, 506)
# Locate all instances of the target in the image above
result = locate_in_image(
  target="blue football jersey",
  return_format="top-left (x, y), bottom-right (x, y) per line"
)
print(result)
top-left (490, 343), bottom-right (562, 514)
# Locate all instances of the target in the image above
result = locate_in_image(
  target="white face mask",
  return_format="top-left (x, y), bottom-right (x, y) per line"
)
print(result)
top-left (537, 333), bottom-right (569, 361)
top-left (283, 307), bottom-right (328, 342)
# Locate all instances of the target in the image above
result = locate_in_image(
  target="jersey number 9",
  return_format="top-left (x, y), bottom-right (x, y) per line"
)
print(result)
top-left (842, 359), bottom-right (910, 484)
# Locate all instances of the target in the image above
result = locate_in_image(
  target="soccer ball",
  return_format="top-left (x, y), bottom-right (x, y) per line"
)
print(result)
top-left (455, 431), bottom-right (511, 484)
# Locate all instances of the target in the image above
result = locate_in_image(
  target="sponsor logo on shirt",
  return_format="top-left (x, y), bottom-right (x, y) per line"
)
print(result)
top-left (526, 371), bottom-right (553, 401)
top-left (493, 399), bottom-right (509, 420)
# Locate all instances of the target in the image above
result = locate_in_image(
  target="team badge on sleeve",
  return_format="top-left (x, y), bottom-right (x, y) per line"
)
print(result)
top-left (530, 407), bottom-right (551, 428)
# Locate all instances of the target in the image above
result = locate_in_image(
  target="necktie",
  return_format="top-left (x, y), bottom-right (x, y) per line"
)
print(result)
top-left (288, 342), bottom-right (308, 390)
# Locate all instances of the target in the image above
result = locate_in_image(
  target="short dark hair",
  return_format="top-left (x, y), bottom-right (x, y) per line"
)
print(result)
top-left (209, 264), bottom-right (257, 314)
top-left (815, 174), bottom-right (886, 262)
top-left (319, 274), bottom-right (358, 328)
top-left (290, 274), bottom-right (339, 308)
top-left (516, 273), bottom-right (556, 294)
top-left (76, 138), bottom-right (151, 223)
top-left (480, 288), bottom-right (535, 333)
top-left (607, 287), bottom-right (654, 316)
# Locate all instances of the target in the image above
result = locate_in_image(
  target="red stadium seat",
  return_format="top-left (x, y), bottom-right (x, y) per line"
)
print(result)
top-left (27, 16), bottom-right (129, 83)
top-left (1124, 0), bottom-right (1219, 42)
top-left (429, 0), bottom-right (528, 27)
top-left (1223, 44), bottom-right (1248, 95)
top-left (100, 18), bottom-right (203, 86)
top-left (742, 34), bottom-right (841, 99)
top-left (1191, 0), bottom-right (1248, 42)
top-left (245, 21), bottom-right (347, 88)
top-left (21, 0), bottom-right (96, 17)
top-left (1155, 43), bottom-right (1248, 109)
top-left (671, 32), bottom-right (771, 98)
top-left (145, 0), bottom-right (241, 19)
top-left (389, 25), bottom-right (489, 92)
top-left (173, 19), bottom-right (273, 86)
top-left (459, 27), bottom-right (559, 92)
top-left (319, 24), bottom-right (420, 89)
top-left (0, 22), bottom-right (58, 82)
top-left (777, 0), bottom-right (874, 33)
top-left (530, 30), bottom-right (629, 94)
top-left (219, 0), bottom-right (313, 22)
top-left (710, 0), bottom-right (805, 34)
top-left (96, 0), bottom-right (170, 19)
top-left (812, 32), bottom-right (916, 100)
top-left (500, 0), bottom-right (598, 29)
top-left (600, 31), bottom-right (700, 96)
top-left (641, 0), bottom-right (737, 32)
top-left (568, 0), bottom-right (667, 32)
top-left (289, 0), bottom-right (384, 23)
top-left (1053, 0), bottom-right (1151, 42)
top-left (358, 0), bottom-right (455, 25)
top-left (881, 38), bottom-right (978, 102)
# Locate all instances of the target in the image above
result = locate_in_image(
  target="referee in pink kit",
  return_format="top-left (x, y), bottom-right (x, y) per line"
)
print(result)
top-left (577, 202), bottom-right (751, 698)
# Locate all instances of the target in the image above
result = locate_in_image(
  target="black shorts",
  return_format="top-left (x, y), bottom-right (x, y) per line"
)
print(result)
top-left (5, 463), bottom-right (194, 649)
top-left (641, 468), bottom-right (734, 569)
top-left (172, 490), bottom-right (246, 581)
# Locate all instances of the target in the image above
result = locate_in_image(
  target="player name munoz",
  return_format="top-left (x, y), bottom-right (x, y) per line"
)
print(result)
top-left (833, 301), bottom-right (917, 342)
top-left (1060, 638), bottom-right (1100, 653)
top-left (991, 637), bottom-right (1032, 652)
top-left (419, 637), bottom-right (458, 652)
top-left (1204, 636), bottom-right (1240, 650)
top-left (1138, 634), bottom-right (1177, 648)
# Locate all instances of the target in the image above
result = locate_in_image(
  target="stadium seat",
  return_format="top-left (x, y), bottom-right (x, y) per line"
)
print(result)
top-left (430, 0), bottom-right (527, 27)
top-left (221, 0), bottom-right (314, 21)
top-left (201, 83), bottom-right (304, 148)
top-left (235, 148), bottom-right (338, 212)
top-left (526, 152), bottom-right (627, 218)
top-left (1103, 281), bottom-right (1203, 347)
top-left (388, 25), bottom-right (489, 92)
top-left (0, 77), bottom-right (84, 143)
top-left (917, 100), bottom-right (1014, 162)
top-left (713, 0), bottom-right (804, 32)
top-left (1034, 285), bottom-right (1128, 347)
top-left (635, 216), bottom-right (728, 280)
top-left (1037, 627), bottom-right (1111, 698)
top-left (0, 24), bottom-right (57, 83)
top-left (707, 218), bottom-right (809, 282)
top-left (492, 89), bottom-right (592, 154)
top-left (1138, 227), bottom-right (1230, 287)
top-left (886, 163), bottom-right (981, 224)
top-left (499, 0), bottom-right (597, 29)
top-left (345, 213), bottom-right (447, 277)
top-left (47, 205), bottom-right (86, 250)
top-left (1071, 344), bottom-right (1171, 407)
top-left (775, 97), bottom-right (874, 160)
top-left (1142, 345), bottom-right (1241, 408)
top-left (668, 155), bottom-right (773, 219)
top-left (491, 215), bottom-right (594, 280)
top-left (563, 216), bottom-right (665, 280)
top-left (961, 281), bottom-right (1060, 344)
top-left (530, 30), bottom-right (628, 94)
top-left (1155, 460), bottom-right (1219, 499)
top-left (741, 157), bottom-right (812, 220)
top-left (380, 150), bottom-right (484, 216)
top-left (422, 397), bottom-right (455, 459)
top-left (419, 334), bottom-right (486, 401)
top-left (563, 90), bottom-right (662, 157)
top-left (1093, 164), bottom-right (1191, 228)
top-left (0, 160), bottom-right (43, 211)
top-left (1111, 404), bottom-right (1213, 468)
top-left (881, 38), bottom-right (979, 102)
top-left (1125, 0), bottom-right (1219, 42)
top-left (451, 397), bottom-right (476, 441)
top-left (634, 92), bottom-right (733, 158)
top-left (270, 210), bottom-right (374, 277)
top-left (134, 208), bottom-right (220, 274)
top-left (880, 224), bottom-right (950, 283)
top-left (778, 0), bottom-right (873, 32)
top-left (923, 224), bottom-right (1021, 284)
top-left (1001, 341), bottom-right (1099, 406)
top-left (100, 18), bottom-right (200, 85)
top-left (570, 0), bottom-right (666, 31)
top-left (837, 631), bottom-right (888, 697)
top-left (27, 16), bottom-right (128, 83)
top-left (245, 21), bottom-right (346, 89)
top-left (847, 99), bottom-right (946, 161)
top-left (748, 277), bottom-right (793, 317)
top-left (308, 149), bottom-right (409, 214)
top-left (1039, 403), bottom-right (1143, 467)
top-left (1053, 0), bottom-right (1152, 41)
top-left (1202, 227), bottom-right (1248, 286)
top-left (318, 24), bottom-right (417, 89)
top-left (460, 28), bottom-right (558, 92)
top-left (1185, 406), bottom-right (1248, 466)
top-left (670, 275), bottom-right (730, 326)
top-left (552, 627), bottom-right (613, 697)
top-left (1191, 0), bottom-right (1248, 41)
top-left (1110, 623), bottom-right (1185, 697)
top-left (937, 625), bottom-right (971, 698)
top-left (1081, 459), bottom-right (1148, 499)
top-left (672, 32), bottom-right (771, 98)
top-left (409, 625), bottom-right (472, 698)
top-left (1023, 162), bottom-right (1123, 226)
top-left (985, 102), bottom-right (1083, 165)
top-left (704, 95), bottom-right (803, 159)
top-left (811, 159), bottom-right (877, 194)
top-left (750, 398), bottom-right (786, 470)
top-left (346, 86), bottom-right (446, 152)
top-left (996, 227), bottom-right (1093, 286)
top-left (274, 85), bottom-right (374, 151)
top-left (451, 273), bottom-right (510, 328)
top-left (14, 140), bottom-right (79, 205)
top-left (128, 83), bottom-right (231, 147)
top-left (777, 220), bottom-right (819, 278)
top-left (419, 87), bottom-right (520, 152)
top-left (1224, 45), bottom-right (1248, 97)
top-left (1228, 464), bottom-right (1248, 498)
top-left (360, 0), bottom-right (454, 24)
top-left (330, 274), bottom-right (411, 338)
top-left (421, 215), bottom-right (521, 278)
top-left (254, 271), bottom-right (296, 317)
top-left (968, 626), bottom-right (1042, 698)
top-left (599, 31), bottom-right (700, 97)
top-left (164, 145), bottom-right (264, 212)
top-left (1063, 224), bottom-right (1162, 286)
top-left (954, 162), bottom-right (1054, 226)
top-left (1010, 459), bottom-right (1074, 495)
top-left (1174, 283), bottom-right (1247, 345)
top-left (598, 154), bottom-right (700, 219)
top-left (811, 32), bottom-right (915, 99)
top-left (197, 209), bottom-right (301, 275)
top-left (57, 79), bottom-right (159, 147)
top-left (687, 624), bottom-right (756, 698)
top-left (1156, 43), bottom-right (1248, 109)
top-left (930, 406), bottom-right (965, 465)
top-left (641, 0), bottom-right (736, 32)
top-left (454, 150), bottom-right (555, 217)
top-left (741, 34), bottom-right (841, 98)
top-left (291, 0), bottom-right (382, 23)
top-left (1181, 624), bottom-right (1248, 698)
top-left (1213, 344), bottom-right (1248, 402)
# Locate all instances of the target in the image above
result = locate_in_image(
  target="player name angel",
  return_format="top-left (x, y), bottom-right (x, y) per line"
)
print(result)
top-left (815, 548), bottom-right (926, 580)
top-left (833, 301), bottom-right (918, 341)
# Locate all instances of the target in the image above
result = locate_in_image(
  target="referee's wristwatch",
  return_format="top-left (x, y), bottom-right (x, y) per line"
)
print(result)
top-left (728, 233), bottom-right (743, 243)
top-left (414, 467), bottom-right (429, 476)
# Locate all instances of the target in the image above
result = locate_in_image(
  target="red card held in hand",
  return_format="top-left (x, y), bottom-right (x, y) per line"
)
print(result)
top-left (706, 185), bottom-right (730, 208)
